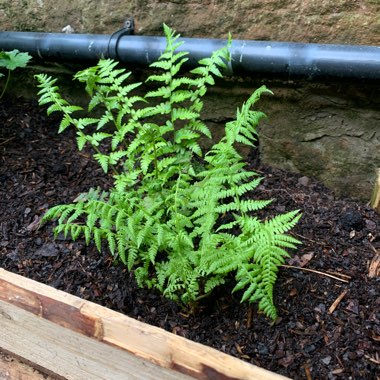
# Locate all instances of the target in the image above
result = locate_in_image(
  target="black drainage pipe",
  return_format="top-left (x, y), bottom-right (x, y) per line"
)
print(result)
top-left (0, 28), bottom-right (379, 81)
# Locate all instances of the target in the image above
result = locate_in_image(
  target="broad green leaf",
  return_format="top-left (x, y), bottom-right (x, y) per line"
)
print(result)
top-left (0, 50), bottom-right (31, 70)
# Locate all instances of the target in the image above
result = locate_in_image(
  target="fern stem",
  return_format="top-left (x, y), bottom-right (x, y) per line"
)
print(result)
top-left (153, 141), bottom-right (159, 179)
top-left (174, 171), bottom-right (181, 230)
top-left (194, 292), bottom-right (212, 302)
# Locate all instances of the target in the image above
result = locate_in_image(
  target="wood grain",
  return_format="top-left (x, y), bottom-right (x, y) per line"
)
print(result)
top-left (0, 269), bottom-right (289, 380)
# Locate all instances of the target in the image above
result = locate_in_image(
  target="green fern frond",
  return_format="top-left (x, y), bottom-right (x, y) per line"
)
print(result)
top-left (107, 233), bottom-right (117, 256)
top-left (127, 246), bottom-right (139, 271)
top-left (204, 276), bottom-right (225, 293)
top-left (169, 90), bottom-right (194, 104)
top-left (93, 227), bottom-right (103, 252)
top-left (93, 153), bottom-right (110, 173)
top-left (36, 24), bottom-right (301, 322)
top-left (145, 86), bottom-right (171, 98)
top-left (116, 228), bottom-right (127, 264)
top-left (264, 210), bottom-right (302, 234)
top-left (186, 120), bottom-right (211, 138)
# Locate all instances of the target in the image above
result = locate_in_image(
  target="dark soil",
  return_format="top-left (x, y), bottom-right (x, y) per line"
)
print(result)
top-left (1, 97), bottom-right (379, 380)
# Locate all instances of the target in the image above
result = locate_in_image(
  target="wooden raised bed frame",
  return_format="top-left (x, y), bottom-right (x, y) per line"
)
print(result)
top-left (0, 269), bottom-right (288, 380)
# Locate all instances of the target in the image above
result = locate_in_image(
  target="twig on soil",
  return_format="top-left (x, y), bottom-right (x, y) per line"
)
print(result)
top-left (325, 271), bottom-right (352, 280)
top-left (369, 243), bottom-right (379, 254)
top-left (368, 244), bottom-right (380, 278)
top-left (0, 137), bottom-right (15, 146)
top-left (281, 265), bottom-right (350, 283)
top-left (246, 306), bottom-right (253, 328)
top-left (364, 354), bottom-right (380, 365)
top-left (303, 364), bottom-right (313, 380)
top-left (370, 168), bottom-right (380, 213)
top-left (294, 233), bottom-right (318, 244)
top-left (368, 253), bottom-right (380, 278)
top-left (328, 289), bottom-right (349, 314)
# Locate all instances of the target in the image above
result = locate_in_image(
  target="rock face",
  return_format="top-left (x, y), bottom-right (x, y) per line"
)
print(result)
top-left (0, 0), bottom-right (379, 45)
top-left (1, 0), bottom-right (379, 200)
top-left (202, 79), bottom-right (380, 200)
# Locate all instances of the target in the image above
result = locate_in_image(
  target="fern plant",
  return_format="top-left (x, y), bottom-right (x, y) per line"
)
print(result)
top-left (35, 24), bottom-right (301, 320)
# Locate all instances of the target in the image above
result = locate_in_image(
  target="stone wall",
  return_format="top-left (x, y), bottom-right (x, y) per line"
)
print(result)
top-left (203, 79), bottom-right (380, 200)
top-left (0, 0), bottom-right (379, 45)
top-left (1, 0), bottom-right (379, 200)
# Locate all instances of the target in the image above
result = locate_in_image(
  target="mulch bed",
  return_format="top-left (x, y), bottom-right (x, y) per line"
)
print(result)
top-left (1, 97), bottom-right (379, 380)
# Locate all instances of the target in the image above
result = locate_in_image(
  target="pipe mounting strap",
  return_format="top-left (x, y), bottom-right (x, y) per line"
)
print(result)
top-left (107, 17), bottom-right (135, 60)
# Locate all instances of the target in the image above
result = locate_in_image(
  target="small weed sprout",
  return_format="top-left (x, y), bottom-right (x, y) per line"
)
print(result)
top-left (35, 25), bottom-right (301, 320)
top-left (0, 49), bottom-right (32, 99)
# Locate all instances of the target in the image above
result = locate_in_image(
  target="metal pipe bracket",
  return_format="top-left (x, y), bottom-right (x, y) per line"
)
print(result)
top-left (107, 17), bottom-right (135, 60)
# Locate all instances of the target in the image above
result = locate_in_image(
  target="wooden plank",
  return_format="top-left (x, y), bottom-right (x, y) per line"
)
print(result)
top-left (0, 269), bottom-right (289, 380)
top-left (0, 300), bottom-right (190, 380)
